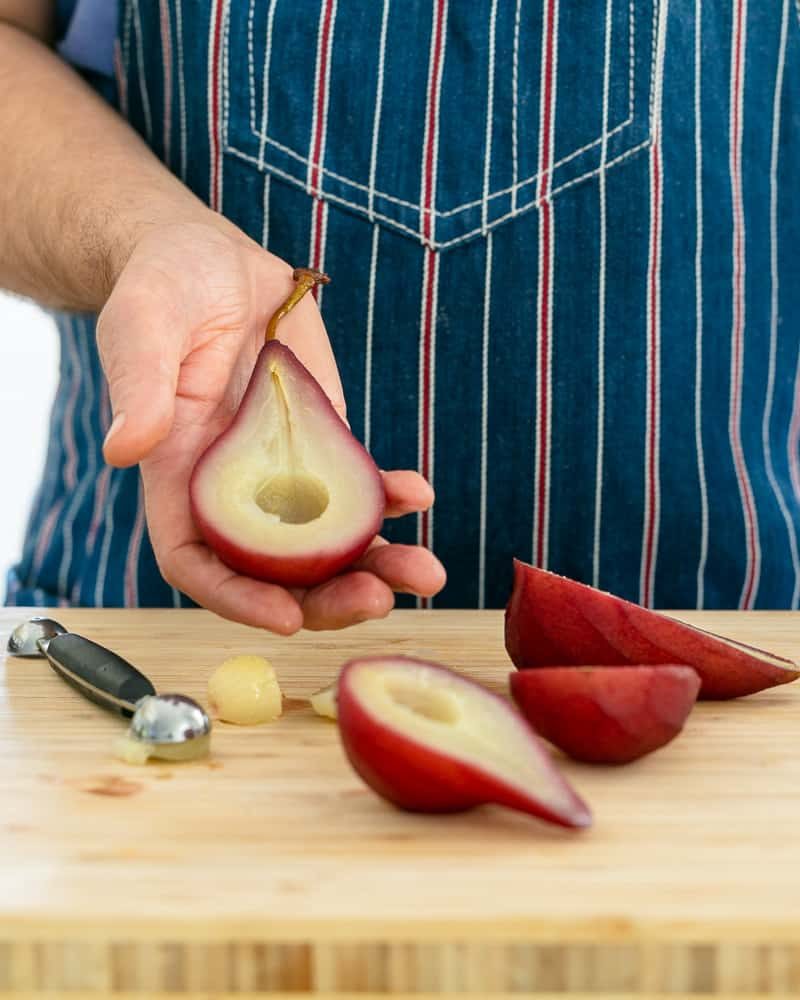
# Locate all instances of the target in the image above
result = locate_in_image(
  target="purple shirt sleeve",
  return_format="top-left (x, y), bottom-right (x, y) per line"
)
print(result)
top-left (57, 0), bottom-right (117, 77)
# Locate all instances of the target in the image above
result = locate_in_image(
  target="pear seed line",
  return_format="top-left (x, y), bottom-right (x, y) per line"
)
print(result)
top-left (271, 368), bottom-right (297, 482)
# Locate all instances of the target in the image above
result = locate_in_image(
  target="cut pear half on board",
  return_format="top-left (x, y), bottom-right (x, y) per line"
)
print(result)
top-left (505, 560), bottom-right (800, 700)
top-left (337, 655), bottom-right (592, 830)
top-left (510, 665), bottom-right (701, 764)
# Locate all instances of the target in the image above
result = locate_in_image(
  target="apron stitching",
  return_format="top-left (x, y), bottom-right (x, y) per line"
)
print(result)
top-left (236, 0), bottom-right (651, 220)
top-left (226, 134), bottom-right (652, 251)
top-left (247, 0), bottom-right (257, 135)
top-left (244, 109), bottom-right (638, 219)
top-left (627, 0), bottom-right (636, 125)
top-left (227, 143), bottom-right (426, 238)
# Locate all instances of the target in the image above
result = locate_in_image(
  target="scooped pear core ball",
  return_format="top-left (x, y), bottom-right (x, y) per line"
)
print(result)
top-left (208, 655), bottom-right (283, 725)
top-left (190, 269), bottom-right (385, 587)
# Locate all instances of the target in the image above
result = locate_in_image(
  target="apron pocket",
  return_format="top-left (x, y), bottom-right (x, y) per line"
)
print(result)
top-left (223, 0), bottom-right (660, 250)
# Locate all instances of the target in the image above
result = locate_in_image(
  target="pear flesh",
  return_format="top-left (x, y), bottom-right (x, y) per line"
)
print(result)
top-left (190, 342), bottom-right (385, 587)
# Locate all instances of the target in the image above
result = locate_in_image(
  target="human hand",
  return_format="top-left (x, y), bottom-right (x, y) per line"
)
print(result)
top-left (97, 217), bottom-right (445, 632)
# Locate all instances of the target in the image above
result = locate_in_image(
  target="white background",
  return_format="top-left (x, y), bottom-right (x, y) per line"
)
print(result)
top-left (0, 293), bottom-right (58, 595)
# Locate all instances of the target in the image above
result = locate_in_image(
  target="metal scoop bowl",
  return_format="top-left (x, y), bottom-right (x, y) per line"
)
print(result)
top-left (6, 615), bottom-right (66, 656)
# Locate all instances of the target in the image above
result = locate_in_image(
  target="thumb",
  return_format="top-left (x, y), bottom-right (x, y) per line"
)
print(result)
top-left (96, 288), bottom-right (181, 468)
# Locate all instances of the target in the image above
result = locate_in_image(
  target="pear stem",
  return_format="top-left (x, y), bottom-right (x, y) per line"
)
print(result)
top-left (265, 267), bottom-right (331, 342)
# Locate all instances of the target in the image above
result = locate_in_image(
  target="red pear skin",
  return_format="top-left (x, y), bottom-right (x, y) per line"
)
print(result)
top-left (510, 666), bottom-right (701, 764)
top-left (190, 341), bottom-right (385, 588)
top-left (337, 655), bottom-right (592, 830)
top-left (505, 560), bottom-right (800, 700)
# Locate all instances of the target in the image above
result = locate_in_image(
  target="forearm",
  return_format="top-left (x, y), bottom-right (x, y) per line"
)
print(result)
top-left (0, 23), bottom-right (229, 312)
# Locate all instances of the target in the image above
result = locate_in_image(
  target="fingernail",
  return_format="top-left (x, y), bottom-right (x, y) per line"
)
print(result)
top-left (103, 411), bottom-right (126, 450)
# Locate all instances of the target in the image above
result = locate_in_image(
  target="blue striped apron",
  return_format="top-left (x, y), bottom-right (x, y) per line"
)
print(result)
top-left (7, 0), bottom-right (800, 611)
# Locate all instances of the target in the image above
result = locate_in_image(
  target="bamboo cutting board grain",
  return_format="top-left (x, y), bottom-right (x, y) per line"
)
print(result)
top-left (1, 607), bottom-right (800, 998)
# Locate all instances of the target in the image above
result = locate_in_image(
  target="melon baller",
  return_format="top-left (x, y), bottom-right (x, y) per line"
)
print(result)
top-left (6, 617), bottom-right (211, 762)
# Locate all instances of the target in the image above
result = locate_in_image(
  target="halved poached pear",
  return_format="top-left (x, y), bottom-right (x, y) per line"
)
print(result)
top-left (190, 339), bottom-right (384, 588)
top-left (338, 655), bottom-right (592, 829)
top-left (505, 560), bottom-right (800, 699)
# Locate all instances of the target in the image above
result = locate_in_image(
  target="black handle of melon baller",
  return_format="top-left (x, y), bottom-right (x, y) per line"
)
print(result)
top-left (41, 633), bottom-right (156, 718)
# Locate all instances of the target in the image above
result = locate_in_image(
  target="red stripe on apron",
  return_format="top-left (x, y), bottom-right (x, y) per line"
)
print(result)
top-left (159, 0), bottom-right (173, 165)
top-left (309, 0), bottom-right (336, 300)
top-left (208, 0), bottom-right (225, 211)
top-left (534, 0), bottom-right (557, 569)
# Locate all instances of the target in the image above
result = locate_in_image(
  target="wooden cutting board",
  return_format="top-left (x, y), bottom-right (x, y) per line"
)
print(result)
top-left (1, 607), bottom-right (799, 998)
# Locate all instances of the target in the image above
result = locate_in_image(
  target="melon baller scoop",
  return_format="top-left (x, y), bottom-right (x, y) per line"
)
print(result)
top-left (7, 617), bottom-right (211, 762)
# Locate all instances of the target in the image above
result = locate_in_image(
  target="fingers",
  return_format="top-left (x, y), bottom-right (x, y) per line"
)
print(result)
top-left (299, 570), bottom-right (395, 631)
top-left (299, 536), bottom-right (447, 630)
top-left (140, 411), bottom-right (304, 633)
top-left (353, 539), bottom-right (447, 597)
top-left (296, 470), bottom-right (441, 630)
top-left (161, 540), bottom-right (304, 634)
top-left (97, 282), bottom-right (182, 468)
top-left (381, 470), bottom-right (435, 517)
